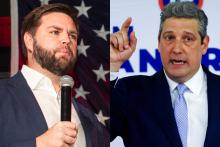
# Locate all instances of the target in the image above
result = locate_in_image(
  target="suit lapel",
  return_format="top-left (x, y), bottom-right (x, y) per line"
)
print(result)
top-left (203, 70), bottom-right (220, 147)
top-left (153, 71), bottom-right (183, 147)
top-left (72, 98), bottom-right (106, 147)
top-left (8, 71), bottom-right (48, 135)
top-left (72, 99), bottom-right (92, 147)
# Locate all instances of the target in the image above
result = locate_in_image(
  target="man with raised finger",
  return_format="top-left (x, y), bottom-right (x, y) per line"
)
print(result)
top-left (110, 1), bottom-right (220, 147)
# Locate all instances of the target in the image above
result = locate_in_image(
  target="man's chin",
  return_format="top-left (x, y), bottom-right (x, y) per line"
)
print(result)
top-left (167, 71), bottom-right (190, 83)
top-left (55, 61), bottom-right (75, 73)
top-left (57, 55), bottom-right (76, 64)
top-left (49, 67), bottom-right (69, 76)
top-left (56, 53), bottom-right (72, 60)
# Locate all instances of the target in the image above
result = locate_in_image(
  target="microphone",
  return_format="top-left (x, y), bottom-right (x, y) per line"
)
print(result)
top-left (60, 75), bottom-right (74, 121)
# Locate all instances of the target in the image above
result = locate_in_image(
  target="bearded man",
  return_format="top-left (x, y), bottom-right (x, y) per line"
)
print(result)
top-left (0, 3), bottom-right (106, 147)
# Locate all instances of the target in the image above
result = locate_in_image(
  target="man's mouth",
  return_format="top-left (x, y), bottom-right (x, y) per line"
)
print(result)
top-left (58, 48), bottom-right (71, 56)
top-left (59, 48), bottom-right (69, 53)
top-left (170, 59), bottom-right (186, 65)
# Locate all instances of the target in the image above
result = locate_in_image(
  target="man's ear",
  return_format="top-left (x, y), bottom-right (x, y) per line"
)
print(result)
top-left (157, 34), bottom-right (161, 53)
top-left (201, 35), bottom-right (209, 55)
top-left (23, 32), bottom-right (34, 53)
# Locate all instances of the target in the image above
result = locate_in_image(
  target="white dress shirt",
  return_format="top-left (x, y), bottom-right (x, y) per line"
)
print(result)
top-left (165, 65), bottom-right (208, 147)
top-left (21, 65), bottom-right (86, 147)
top-left (110, 71), bottom-right (119, 81)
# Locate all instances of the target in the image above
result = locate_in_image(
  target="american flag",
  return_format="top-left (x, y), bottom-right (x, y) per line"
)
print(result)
top-left (0, 0), bottom-right (11, 78)
top-left (2, 0), bottom-right (109, 141)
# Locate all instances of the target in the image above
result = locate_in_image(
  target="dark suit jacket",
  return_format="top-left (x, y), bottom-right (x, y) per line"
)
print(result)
top-left (0, 71), bottom-right (108, 147)
top-left (111, 68), bottom-right (220, 147)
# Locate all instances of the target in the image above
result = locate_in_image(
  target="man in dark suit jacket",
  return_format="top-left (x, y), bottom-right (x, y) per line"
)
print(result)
top-left (111, 68), bottom-right (220, 147)
top-left (0, 3), bottom-right (107, 147)
top-left (110, 1), bottom-right (218, 147)
top-left (0, 71), bottom-right (106, 147)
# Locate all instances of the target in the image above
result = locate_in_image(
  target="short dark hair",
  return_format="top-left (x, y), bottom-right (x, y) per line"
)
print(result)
top-left (21, 3), bottom-right (79, 57)
top-left (158, 1), bottom-right (208, 42)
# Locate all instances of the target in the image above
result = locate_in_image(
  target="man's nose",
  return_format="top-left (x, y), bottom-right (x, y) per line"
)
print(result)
top-left (61, 32), bottom-right (70, 44)
top-left (172, 39), bottom-right (183, 54)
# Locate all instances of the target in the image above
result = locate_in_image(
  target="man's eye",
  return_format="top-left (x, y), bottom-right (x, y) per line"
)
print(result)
top-left (50, 30), bottom-right (59, 35)
top-left (70, 34), bottom-right (77, 40)
top-left (164, 35), bottom-right (175, 41)
top-left (183, 36), bottom-right (193, 42)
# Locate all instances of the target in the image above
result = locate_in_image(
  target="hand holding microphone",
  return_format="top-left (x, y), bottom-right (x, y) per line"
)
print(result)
top-left (36, 75), bottom-right (77, 147)
top-left (36, 121), bottom-right (78, 147)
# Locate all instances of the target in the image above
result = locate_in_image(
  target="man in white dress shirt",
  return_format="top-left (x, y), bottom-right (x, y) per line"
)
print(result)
top-left (0, 3), bottom-right (106, 147)
top-left (110, 1), bottom-right (220, 147)
top-left (21, 3), bottom-right (82, 147)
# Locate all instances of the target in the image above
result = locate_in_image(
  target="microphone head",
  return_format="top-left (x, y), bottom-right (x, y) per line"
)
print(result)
top-left (60, 75), bottom-right (74, 88)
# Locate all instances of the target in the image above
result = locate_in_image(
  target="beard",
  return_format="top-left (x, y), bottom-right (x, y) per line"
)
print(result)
top-left (33, 39), bottom-right (77, 76)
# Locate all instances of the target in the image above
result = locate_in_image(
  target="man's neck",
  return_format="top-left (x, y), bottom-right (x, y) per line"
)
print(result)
top-left (27, 62), bottom-right (61, 93)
